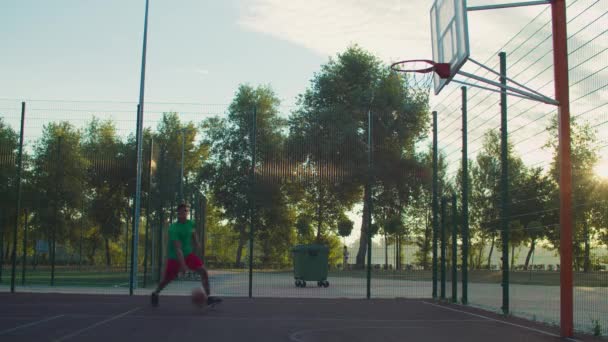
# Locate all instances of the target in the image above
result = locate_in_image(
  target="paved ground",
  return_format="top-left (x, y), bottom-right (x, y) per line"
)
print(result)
top-left (1, 293), bottom-right (600, 342)
top-left (2, 271), bottom-right (607, 336)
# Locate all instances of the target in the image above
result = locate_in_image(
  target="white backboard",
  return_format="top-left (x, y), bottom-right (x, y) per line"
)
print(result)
top-left (430, 0), bottom-right (470, 95)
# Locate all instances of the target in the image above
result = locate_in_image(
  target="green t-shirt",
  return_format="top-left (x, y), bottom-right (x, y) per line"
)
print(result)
top-left (167, 220), bottom-right (194, 260)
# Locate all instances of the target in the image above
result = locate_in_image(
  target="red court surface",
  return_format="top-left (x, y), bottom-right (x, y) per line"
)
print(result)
top-left (0, 293), bottom-right (600, 341)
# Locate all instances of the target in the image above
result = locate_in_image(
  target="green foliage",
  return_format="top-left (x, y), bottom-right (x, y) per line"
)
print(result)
top-left (290, 45), bottom-right (430, 266)
top-left (337, 216), bottom-right (354, 238)
top-left (469, 130), bottom-right (525, 268)
top-left (30, 122), bottom-right (88, 248)
top-left (546, 116), bottom-right (600, 271)
top-left (199, 84), bottom-right (294, 266)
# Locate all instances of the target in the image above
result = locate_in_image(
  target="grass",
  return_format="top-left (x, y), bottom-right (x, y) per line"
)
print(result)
top-left (1, 265), bottom-right (607, 287)
top-left (0, 265), bottom-right (155, 288)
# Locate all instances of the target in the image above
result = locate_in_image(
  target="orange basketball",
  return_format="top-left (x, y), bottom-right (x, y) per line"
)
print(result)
top-left (191, 287), bottom-right (208, 307)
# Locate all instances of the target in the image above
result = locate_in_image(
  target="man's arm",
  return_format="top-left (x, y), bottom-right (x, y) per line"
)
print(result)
top-left (172, 240), bottom-right (187, 273)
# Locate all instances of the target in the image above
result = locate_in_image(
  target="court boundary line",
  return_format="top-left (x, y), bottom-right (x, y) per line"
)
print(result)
top-left (289, 326), bottom-right (424, 342)
top-left (0, 315), bottom-right (64, 335)
top-left (53, 307), bottom-right (140, 342)
top-left (422, 301), bottom-right (581, 342)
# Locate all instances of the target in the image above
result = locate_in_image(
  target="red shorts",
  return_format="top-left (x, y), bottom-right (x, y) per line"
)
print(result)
top-left (163, 253), bottom-right (204, 281)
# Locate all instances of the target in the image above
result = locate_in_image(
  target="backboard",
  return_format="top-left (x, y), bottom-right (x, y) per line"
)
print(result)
top-left (430, 0), bottom-right (470, 95)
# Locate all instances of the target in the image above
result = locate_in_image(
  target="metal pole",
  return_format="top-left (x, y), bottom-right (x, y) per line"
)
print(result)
top-left (201, 194), bottom-right (207, 260)
top-left (180, 129), bottom-right (185, 202)
top-left (21, 208), bottom-right (28, 285)
top-left (143, 136), bottom-right (153, 288)
top-left (52, 136), bottom-right (61, 287)
top-left (131, 0), bottom-right (150, 294)
top-left (552, 0), bottom-right (572, 336)
top-left (79, 201), bottom-right (83, 269)
top-left (0, 209), bottom-right (4, 282)
top-left (461, 87), bottom-right (469, 305)
top-left (440, 197), bottom-right (446, 300)
top-left (432, 111), bottom-right (439, 299)
top-left (499, 52), bottom-right (510, 315)
top-left (467, 0), bottom-right (551, 12)
top-left (11, 102), bottom-right (25, 293)
top-left (366, 109), bottom-right (373, 299)
top-left (248, 107), bottom-right (257, 298)
top-left (452, 194), bottom-right (458, 303)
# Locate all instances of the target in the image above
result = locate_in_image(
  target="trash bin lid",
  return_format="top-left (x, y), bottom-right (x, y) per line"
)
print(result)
top-left (292, 244), bottom-right (329, 253)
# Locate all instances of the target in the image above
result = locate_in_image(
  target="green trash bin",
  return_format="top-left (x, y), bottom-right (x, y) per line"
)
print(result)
top-left (292, 244), bottom-right (330, 288)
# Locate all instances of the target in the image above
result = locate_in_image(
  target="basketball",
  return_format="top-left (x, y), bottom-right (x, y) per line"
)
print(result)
top-left (191, 286), bottom-right (208, 307)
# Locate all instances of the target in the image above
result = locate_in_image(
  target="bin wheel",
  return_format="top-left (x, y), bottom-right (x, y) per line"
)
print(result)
top-left (302, 281), bottom-right (306, 288)
top-left (295, 280), bottom-right (300, 287)
top-left (317, 281), bottom-right (323, 287)
top-left (323, 280), bottom-right (329, 287)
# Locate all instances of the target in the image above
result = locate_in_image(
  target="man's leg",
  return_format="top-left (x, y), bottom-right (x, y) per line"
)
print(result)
top-left (196, 267), bottom-right (211, 296)
top-left (186, 253), bottom-right (221, 305)
top-left (151, 259), bottom-right (178, 306)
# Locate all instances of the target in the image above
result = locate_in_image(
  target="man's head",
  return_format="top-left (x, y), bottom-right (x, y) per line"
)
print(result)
top-left (177, 203), bottom-right (189, 223)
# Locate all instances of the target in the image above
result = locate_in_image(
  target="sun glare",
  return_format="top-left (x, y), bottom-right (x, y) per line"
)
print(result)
top-left (594, 160), bottom-right (608, 179)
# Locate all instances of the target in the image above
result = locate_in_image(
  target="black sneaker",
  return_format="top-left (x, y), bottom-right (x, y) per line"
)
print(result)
top-left (151, 292), bottom-right (159, 307)
top-left (207, 296), bottom-right (222, 306)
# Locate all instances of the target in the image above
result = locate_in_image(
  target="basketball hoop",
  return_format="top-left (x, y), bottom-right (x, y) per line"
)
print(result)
top-left (390, 59), bottom-right (451, 93)
top-left (390, 59), bottom-right (451, 78)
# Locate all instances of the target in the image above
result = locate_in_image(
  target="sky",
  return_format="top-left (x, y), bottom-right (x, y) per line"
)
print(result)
top-left (1, 0), bottom-right (605, 255)
top-left (0, 0), bottom-right (551, 106)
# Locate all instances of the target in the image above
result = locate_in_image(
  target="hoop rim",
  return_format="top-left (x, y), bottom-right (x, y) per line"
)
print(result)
top-left (390, 59), bottom-right (451, 79)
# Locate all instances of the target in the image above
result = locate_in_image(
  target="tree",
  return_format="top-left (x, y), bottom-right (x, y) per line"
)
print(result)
top-left (0, 118), bottom-right (19, 271)
top-left (30, 122), bottom-right (88, 266)
top-left (545, 117), bottom-right (599, 271)
top-left (337, 216), bottom-right (354, 241)
top-left (290, 45), bottom-right (429, 268)
top-left (470, 130), bottom-right (524, 269)
top-left (200, 84), bottom-right (294, 266)
top-left (510, 167), bottom-right (554, 270)
top-left (82, 118), bottom-right (130, 266)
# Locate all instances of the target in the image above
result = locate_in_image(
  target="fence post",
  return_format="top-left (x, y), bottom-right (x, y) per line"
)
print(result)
top-left (432, 111), bottom-right (439, 299)
top-left (200, 194), bottom-right (207, 261)
top-left (461, 87), bottom-right (469, 305)
top-left (499, 51), bottom-right (510, 315)
top-left (452, 194), bottom-right (458, 303)
top-left (51, 136), bottom-right (62, 287)
top-left (366, 109), bottom-right (373, 299)
top-left (10, 102), bottom-right (25, 293)
top-left (143, 136), bottom-right (153, 288)
top-left (21, 208), bottom-right (28, 286)
top-left (440, 196), bottom-right (447, 300)
top-left (0, 209), bottom-right (3, 283)
top-left (248, 106), bottom-right (257, 298)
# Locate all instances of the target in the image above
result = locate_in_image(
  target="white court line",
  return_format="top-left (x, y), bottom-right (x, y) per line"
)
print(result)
top-left (0, 315), bottom-right (64, 335)
top-left (422, 301), bottom-right (581, 342)
top-left (289, 326), bottom-right (424, 342)
top-left (53, 307), bottom-right (140, 342)
top-left (127, 315), bottom-right (489, 323)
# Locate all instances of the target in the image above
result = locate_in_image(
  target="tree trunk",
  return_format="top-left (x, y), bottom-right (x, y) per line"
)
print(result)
top-left (487, 234), bottom-right (496, 270)
top-left (511, 244), bottom-right (515, 271)
top-left (105, 238), bottom-right (111, 267)
top-left (476, 237), bottom-right (486, 270)
top-left (355, 188), bottom-right (370, 268)
top-left (421, 214), bottom-right (431, 270)
top-left (395, 237), bottom-right (398, 269)
top-left (235, 229), bottom-right (247, 267)
top-left (316, 185), bottom-right (324, 242)
top-left (384, 232), bottom-right (388, 269)
top-left (584, 218), bottom-right (591, 273)
top-left (524, 239), bottom-right (535, 270)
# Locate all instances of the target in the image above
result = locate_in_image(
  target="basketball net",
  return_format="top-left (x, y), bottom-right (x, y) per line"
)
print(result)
top-left (390, 59), bottom-right (450, 95)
